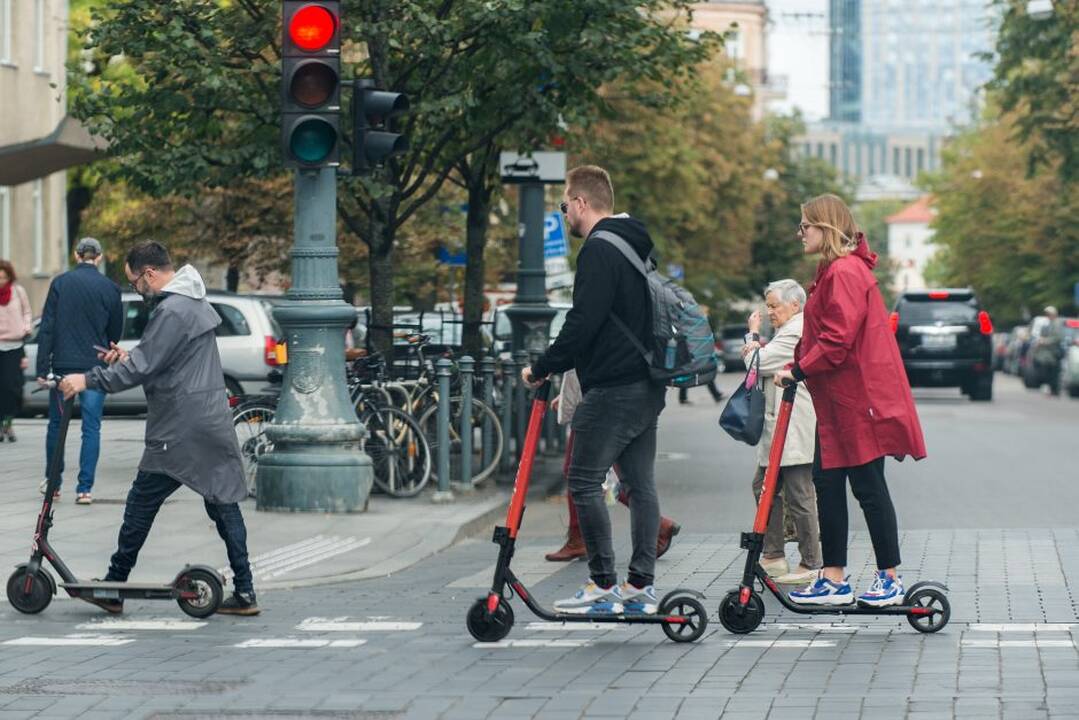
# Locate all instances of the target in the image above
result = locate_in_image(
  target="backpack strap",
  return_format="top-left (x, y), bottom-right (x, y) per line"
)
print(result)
top-left (591, 230), bottom-right (654, 365)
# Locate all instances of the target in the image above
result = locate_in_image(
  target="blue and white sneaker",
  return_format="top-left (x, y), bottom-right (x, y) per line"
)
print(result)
top-left (857, 571), bottom-right (904, 607)
top-left (788, 573), bottom-right (854, 605)
top-left (553, 581), bottom-right (623, 615)
top-left (620, 583), bottom-right (658, 615)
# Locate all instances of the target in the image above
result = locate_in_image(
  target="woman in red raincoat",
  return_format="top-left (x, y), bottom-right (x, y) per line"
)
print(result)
top-left (774, 194), bottom-right (926, 608)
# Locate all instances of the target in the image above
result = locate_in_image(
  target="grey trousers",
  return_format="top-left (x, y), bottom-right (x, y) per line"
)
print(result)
top-left (752, 463), bottom-right (822, 570)
top-left (568, 380), bottom-right (667, 589)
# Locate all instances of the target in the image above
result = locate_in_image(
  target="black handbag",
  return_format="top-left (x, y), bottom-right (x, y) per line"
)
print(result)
top-left (719, 349), bottom-right (766, 446)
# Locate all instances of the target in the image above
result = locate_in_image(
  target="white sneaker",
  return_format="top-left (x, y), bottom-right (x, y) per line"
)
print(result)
top-left (553, 581), bottom-right (623, 615)
top-left (38, 480), bottom-right (60, 500)
top-left (789, 574), bottom-right (854, 605)
top-left (620, 583), bottom-right (658, 615)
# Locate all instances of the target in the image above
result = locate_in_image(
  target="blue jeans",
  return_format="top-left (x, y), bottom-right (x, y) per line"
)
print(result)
top-left (105, 471), bottom-right (255, 595)
top-left (46, 387), bottom-right (106, 494)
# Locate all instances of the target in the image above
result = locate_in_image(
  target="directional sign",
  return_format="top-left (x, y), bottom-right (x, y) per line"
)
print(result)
top-left (435, 247), bottom-right (467, 267)
top-left (499, 151), bottom-right (567, 184)
top-left (544, 212), bottom-right (568, 258)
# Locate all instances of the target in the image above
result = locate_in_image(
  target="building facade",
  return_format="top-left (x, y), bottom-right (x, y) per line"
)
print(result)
top-left (886, 195), bottom-right (937, 293)
top-left (0, 0), bottom-right (70, 313)
top-left (692, 1), bottom-right (772, 120)
top-left (829, 0), bottom-right (861, 123)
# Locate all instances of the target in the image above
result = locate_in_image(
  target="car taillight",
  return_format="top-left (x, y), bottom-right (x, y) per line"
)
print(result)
top-left (714, 340), bottom-right (724, 352)
top-left (264, 336), bottom-right (279, 366)
top-left (977, 311), bottom-right (993, 335)
top-left (228, 395), bottom-right (241, 408)
top-left (928, 291), bottom-right (950, 299)
top-left (889, 312), bottom-right (899, 333)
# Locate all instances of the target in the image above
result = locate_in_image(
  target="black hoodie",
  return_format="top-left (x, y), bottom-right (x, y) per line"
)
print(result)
top-left (532, 215), bottom-right (653, 393)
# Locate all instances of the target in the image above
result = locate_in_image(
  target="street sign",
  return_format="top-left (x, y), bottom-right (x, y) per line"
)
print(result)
top-left (543, 212), bottom-right (568, 258)
top-left (499, 151), bottom-right (566, 184)
top-left (666, 263), bottom-right (684, 280)
top-left (435, 247), bottom-right (467, 267)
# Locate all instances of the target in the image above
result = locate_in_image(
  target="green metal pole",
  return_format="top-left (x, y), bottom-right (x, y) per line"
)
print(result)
top-left (432, 357), bottom-right (454, 503)
top-left (456, 356), bottom-right (474, 491)
top-left (255, 168), bottom-right (372, 513)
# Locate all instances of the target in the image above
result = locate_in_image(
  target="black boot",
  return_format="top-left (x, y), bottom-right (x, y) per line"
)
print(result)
top-left (218, 590), bottom-right (260, 616)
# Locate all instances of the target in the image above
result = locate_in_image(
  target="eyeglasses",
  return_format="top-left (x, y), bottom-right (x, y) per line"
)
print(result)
top-left (128, 268), bottom-right (150, 293)
top-left (559, 196), bottom-right (580, 215)
top-left (797, 222), bottom-right (815, 235)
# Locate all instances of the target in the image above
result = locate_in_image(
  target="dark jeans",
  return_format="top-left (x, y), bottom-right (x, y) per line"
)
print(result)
top-left (0, 348), bottom-right (23, 420)
top-left (812, 440), bottom-right (901, 571)
top-left (106, 471), bottom-right (255, 594)
top-left (568, 380), bottom-right (666, 589)
top-left (46, 387), bottom-right (106, 494)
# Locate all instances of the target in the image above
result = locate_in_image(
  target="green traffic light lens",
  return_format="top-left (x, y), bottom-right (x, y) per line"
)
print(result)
top-left (290, 118), bottom-right (337, 163)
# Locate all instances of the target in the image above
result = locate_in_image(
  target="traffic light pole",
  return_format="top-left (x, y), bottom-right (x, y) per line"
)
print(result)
top-left (256, 167), bottom-right (373, 513)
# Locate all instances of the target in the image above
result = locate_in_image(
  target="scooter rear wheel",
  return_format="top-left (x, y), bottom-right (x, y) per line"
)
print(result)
top-left (660, 595), bottom-right (708, 643)
top-left (905, 587), bottom-right (951, 633)
top-left (467, 597), bottom-right (514, 643)
top-left (175, 568), bottom-right (223, 618)
top-left (718, 589), bottom-right (765, 634)
top-left (6, 566), bottom-right (54, 614)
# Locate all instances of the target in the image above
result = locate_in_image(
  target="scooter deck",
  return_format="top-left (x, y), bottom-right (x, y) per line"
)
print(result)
top-left (61, 582), bottom-right (178, 598)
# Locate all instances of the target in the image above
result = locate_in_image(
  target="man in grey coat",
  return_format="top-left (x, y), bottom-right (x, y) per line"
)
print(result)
top-left (59, 241), bottom-right (258, 615)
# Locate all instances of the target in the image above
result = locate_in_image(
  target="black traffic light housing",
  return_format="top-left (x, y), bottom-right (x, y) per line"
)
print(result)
top-left (281, 1), bottom-right (341, 169)
top-left (353, 79), bottom-right (409, 174)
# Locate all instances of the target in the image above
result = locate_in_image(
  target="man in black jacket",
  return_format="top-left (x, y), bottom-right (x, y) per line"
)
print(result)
top-left (35, 238), bottom-right (123, 505)
top-left (523, 165), bottom-right (667, 615)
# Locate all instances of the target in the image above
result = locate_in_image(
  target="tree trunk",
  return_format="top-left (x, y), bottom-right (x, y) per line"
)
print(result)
top-left (226, 265), bottom-right (240, 292)
top-left (462, 171), bottom-right (494, 359)
top-left (368, 225), bottom-right (395, 356)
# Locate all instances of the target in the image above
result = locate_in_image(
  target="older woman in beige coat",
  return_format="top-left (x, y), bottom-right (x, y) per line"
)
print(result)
top-left (743, 279), bottom-right (821, 584)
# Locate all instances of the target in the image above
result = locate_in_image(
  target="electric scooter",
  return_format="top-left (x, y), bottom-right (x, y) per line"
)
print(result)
top-left (5, 376), bottom-right (224, 618)
top-left (466, 381), bottom-right (708, 644)
top-left (718, 379), bottom-right (951, 634)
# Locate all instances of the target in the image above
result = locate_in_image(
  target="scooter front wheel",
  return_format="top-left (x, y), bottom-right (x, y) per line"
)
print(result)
top-left (718, 589), bottom-right (765, 634)
top-left (660, 594), bottom-right (708, 643)
top-left (905, 587), bottom-right (951, 634)
top-left (175, 568), bottom-right (223, 618)
top-left (6, 566), bottom-right (54, 614)
top-left (467, 597), bottom-right (514, 642)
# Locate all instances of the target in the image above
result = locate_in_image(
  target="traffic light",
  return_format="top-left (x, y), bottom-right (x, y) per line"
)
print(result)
top-left (281, 1), bottom-right (341, 169)
top-left (353, 79), bottom-right (409, 174)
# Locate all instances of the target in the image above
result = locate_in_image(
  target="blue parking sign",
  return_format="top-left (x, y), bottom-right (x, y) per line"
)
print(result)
top-left (544, 212), bottom-right (568, 258)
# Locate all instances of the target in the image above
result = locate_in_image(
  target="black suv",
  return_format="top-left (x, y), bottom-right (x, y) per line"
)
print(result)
top-left (891, 289), bottom-right (994, 401)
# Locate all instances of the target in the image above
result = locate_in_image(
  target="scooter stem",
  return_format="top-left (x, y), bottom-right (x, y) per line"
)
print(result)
top-left (505, 381), bottom-right (551, 538)
top-left (751, 382), bottom-right (798, 535)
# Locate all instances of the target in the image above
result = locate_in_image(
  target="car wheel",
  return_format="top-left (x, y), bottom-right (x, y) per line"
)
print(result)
top-left (1068, 385), bottom-right (1079, 399)
top-left (970, 373), bottom-right (993, 402)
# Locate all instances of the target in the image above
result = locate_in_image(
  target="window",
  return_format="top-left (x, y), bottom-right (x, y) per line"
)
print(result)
top-left (0, 187), bottom-right (9, 259)
top-left (725, 30), bottom-right (742, 62)
top-left (0, 0), bottom-right (12, 64)
top-left (211, 303), bottom-right (251, 337)
top-left (121, 301), bottom-right (151, 340)
top-left (893, 147), bottom-right (901, 175)
top-left (32, 180), bottom-right (44, 273)
top-left (33, 0), bottom-right (44, 72)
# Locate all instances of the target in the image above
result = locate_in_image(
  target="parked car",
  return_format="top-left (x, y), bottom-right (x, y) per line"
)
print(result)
top-left (715, 324), bottom-right (749, 372)
top-left (891, 288), bottom-right (994, 401)
top-left (1058, 319), bottom-right (1079, 398)
top-left (1004, 325), bottom-right (1031, 376)
top-left (22, 291), bottom-right (285, 415)
top-left (1020, 315), bottom-right (1052, 389)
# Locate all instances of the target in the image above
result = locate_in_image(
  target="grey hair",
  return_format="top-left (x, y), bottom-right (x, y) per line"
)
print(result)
top-left (764, 278), bottom-right (806, 307)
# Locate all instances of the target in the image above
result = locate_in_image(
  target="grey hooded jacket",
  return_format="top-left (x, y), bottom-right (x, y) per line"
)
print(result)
top-left (85, 265), bottom-right (247, 503)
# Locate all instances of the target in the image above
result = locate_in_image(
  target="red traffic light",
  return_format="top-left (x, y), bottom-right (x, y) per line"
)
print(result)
top-left (289, 5), bottom-right (336, 51)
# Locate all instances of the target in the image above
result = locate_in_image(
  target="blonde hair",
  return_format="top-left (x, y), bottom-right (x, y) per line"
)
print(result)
top-left (566, 165), bottom-right (614, 213)
top-left (801, 194), bottom-right (860, 262)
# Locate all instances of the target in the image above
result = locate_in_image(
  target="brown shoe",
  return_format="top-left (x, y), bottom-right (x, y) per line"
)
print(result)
top-left (545, 528), bottom-right (586, 562)
top-left (656, 518), bottom-right (681, 559)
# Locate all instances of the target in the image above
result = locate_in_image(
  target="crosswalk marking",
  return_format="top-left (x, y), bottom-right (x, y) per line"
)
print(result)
top-left (967, 623), bottom-right (1076, 633)
top-left (474, 639), bottom-right (591, 649)
top-left (220, 535), bottom-right (372, 582)
top-left (523, 622), bottom-right (629, 632)
top-left (963, 639), bottom-right (1076, 648)
top-left (296, 617), bottom-right (422, 632)
top-left (2, 635), bottom-right (135, 647)
top-left (234, 638), bottom-right (366, 649)
top-left (75, 618), bottom-right (207, 631)
top-left (726, 639), bottom-right (838, 648)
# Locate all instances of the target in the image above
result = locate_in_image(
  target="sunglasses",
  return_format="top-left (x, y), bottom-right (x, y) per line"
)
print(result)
top-left (559, 196), bottom-right (580, 215)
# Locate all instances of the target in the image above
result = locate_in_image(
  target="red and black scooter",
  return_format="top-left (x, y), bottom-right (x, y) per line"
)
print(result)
top-left (5, 375), bottom-right (224, 618)
top-left (718, 379), bottom-right (951, 634)
top-left (466, 381), bottom-right (708, 644)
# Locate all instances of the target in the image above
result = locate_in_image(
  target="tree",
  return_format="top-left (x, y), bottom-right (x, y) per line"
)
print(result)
top-left (70, 0), bottom-right (717, 352)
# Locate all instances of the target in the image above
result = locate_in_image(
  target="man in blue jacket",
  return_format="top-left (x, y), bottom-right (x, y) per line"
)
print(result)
top-left (35, 237), bottom-right (123, 505)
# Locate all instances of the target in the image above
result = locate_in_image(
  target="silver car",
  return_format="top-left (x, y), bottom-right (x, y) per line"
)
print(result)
top-left (1058, 320), bottom-right (1079, 398)
top-left (21, 291), bottom-right (285, 415)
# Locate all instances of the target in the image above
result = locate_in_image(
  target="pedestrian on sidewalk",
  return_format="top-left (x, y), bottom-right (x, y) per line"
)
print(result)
top-left (522, 165), bottom-right (667, 616)
top-left (545, 369), bottom-right (681, 562)
top-left (35, 238), bottom-right (122, 504)
top-left (58, 241), bottom-right (259, 616)
top-left (0, 260), bottom-right (33, 442)
top-left (740, 279), bottom-right (820, 586)
top-left (774, 195), bottom-right (926, 608)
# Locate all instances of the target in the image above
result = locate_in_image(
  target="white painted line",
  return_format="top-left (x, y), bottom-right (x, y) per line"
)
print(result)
top-left (220, 535), bottom-right (372, 582)
top-left (523, 622), bottom-right (630, 632)
top-left (768, 623), bottom-right (864, 633)
top-left (473, 639), bottom-right (592, 649)
top-left (967, 623), bottom-right (1076, 633)
top-left (257, 538), bottom-right (371, 579)
top-left (3, 635), bottom-right (135, 647)
top-left (233, 638), bottom-right (367, 649)
top-left (296, 618), bottom-right (422, 632)
top-left (726, 639), bottom-right (838, 648)
top-left (75, 619), bottom-right (207, 631)
top-left (963, 639), bottom-right (1076, 649)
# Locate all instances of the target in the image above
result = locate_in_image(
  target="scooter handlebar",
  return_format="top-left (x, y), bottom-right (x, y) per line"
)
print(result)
top-left (534, 380), bottom-right (552, 402)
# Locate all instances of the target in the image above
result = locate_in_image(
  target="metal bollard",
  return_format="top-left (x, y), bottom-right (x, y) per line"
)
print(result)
top-left (432, 358), bottom-right (454, 503)
top-left (498, 356), bottom-right (515, 475)
top-left (481, 357), bottom-right (495, 474)
top-left (457, 356), bottom-right (474, 490)
top-left (513, 350), bottom-right (529, 463)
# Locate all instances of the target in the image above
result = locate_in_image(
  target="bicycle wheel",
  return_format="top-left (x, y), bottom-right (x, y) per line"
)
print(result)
top-left (233, 402), bottom-right (276, 497)
top-left (363, 406), bottom-right (432, 498)
top-left (418, 397), bottom-right (504, 487)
